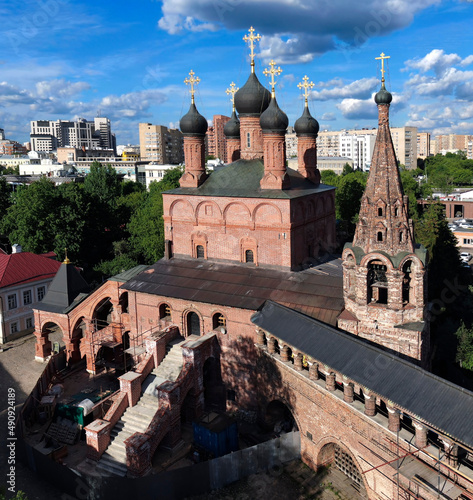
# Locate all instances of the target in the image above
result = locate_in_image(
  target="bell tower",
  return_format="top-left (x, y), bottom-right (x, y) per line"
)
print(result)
top-left (339, 53), bottom-right (430, 367)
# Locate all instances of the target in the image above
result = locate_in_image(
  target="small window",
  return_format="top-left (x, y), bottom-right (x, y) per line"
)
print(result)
top-left (378, 207), bottom-right (383, 217)
top-left (395, 207), bottom-right (399, 217)
top-left (213, 313), bottom-right (226, 330)
top-left (26, 317), bottom-right (33, 329)
top-left (159, 303), bottom-right (171, 319)
top-left (247, 132), bottom-right (251, 148)
top-left (245, 249), bottom-right (254, 263)
top-left (10, 322), bottom-right (18, 334)
top-left (196, 245), bottom-right (205, 259)
top-left (399, 231), bottom-right (403, 243)
top-left (7, 294), bottom-right (17, 310)
top-left (23, 290), bottom-right (32, 305)
top-left (37, 286), bottom-right (46, 301)
top-left (377, 232), bottom-right (383, 242)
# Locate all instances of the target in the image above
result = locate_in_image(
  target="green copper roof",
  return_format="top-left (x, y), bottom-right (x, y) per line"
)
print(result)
top-left (166, 159), bottom-right (334, 199)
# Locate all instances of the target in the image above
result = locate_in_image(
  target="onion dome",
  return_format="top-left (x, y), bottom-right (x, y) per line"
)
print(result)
top-left (180, 103), bottom-right (208, 136)
top-left (374, 83), bottom-right (392, 105)
top-left (294, 105), bottom-right (319, 137)
top-left (260, 96), bottom-right (288, 133)
top-left (234, 73), bottom-right (271, 117)
top-left (224, 110), bottom-right (240, 138)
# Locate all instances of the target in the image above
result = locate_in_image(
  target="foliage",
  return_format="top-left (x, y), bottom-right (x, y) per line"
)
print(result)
top-left (0, 490), bottom-right (27, 500)
top-left (423, 152), bottom-right (473, 191)
top-left (455, 321), bottom-right (473, 371)
top-left (342, 163), bottom-right (354, 176)
top-left (335, 171), bottom-right (368, 237)
top-left (320, 169), bottom-right (339, 187)
top-left (1, 165), bottom-right (20, 175)
top-left (0, 176), bottom-right (12, 222)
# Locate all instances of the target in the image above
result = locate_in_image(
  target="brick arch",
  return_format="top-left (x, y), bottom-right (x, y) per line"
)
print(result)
top-left (191, 231), bottom-right (208, 259)
top-left (252, 202), bottom-right (283, 225)
top-left (195, 200), bottom-right (223, 221)
top-left (240, 236), bottom-right (258, 264)
top-left (342, 247), bottom-right (356, 262)
top-left (359, 253), bottom-right (394, 270)
top-left (314, 436), bottom-right (370, 493)
top-left (398, 254), bottom-right (423, 272)
top-left (262, 395), bottom-right (302, 435)
top-left (169, 198), bottom-right (195, 221)
top-left (182, 308), bottom-right (204, 337)
top-left (223, 201), bottom-right (251, 224)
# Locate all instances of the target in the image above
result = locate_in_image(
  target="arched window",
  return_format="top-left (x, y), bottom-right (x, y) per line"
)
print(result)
top-left (187, 311), bottom-right (200, 336)
top-left (159, 303), bottom-right (171, 320)
top-left (399, 231), bottom-right (403, 243)
top-left (212, 313), bottom-right (226, 330)
top-left (196, 245), bottom-right (205, 258)
top-left (402, 261), bottom-right (412, 304)
top-left (367, 261), bottom-right (388, 304)
top-left (245, 249), bottom-right (254, 263)
top-left (377, 231), bottom-right (383, 242)
top-left (378, 207), bottom-right (383, 217)
top-left (395, 207), bottom-right (399, 217)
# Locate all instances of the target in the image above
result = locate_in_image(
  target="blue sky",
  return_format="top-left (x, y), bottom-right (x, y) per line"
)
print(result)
top-left (1, 0), bottom-right (472, 145)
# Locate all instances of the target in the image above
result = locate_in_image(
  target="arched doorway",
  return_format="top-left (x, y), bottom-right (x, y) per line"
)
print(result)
top-left (92, 297), bottom-right (113, 331)
top-left (70, 317), bottom-right (86, 363)
top-left (318, 443), bottom-right (368, 495)
top-left (42, 322), bottom-right (64, 353)
top-left (265, 400), bottom-right (298, 435)
top-left (203, 357), bottom-right (225, 412)
top-left (187, 311), bottom-right (201, 337)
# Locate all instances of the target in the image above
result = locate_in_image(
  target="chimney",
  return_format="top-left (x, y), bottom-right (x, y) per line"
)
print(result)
top-left (12, 244), bottom-right (22, 254)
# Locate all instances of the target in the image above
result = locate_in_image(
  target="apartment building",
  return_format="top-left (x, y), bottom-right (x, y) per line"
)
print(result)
top-left (139, 123), bottom-right (183, 164)
top-left (339, 132), bottom-right (376, 171)
top-left (417, 132), bottom-right (431, 159)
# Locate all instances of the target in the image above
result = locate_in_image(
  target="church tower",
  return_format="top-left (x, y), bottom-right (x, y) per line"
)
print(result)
top-left (339, 53), bottom-right (429, 367)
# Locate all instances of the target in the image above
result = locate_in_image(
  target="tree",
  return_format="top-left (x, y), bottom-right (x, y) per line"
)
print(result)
top-left (455, 321), bottom-right (473, 371)
top-left (342, 163), bottom-right (354, 176)
top-left (0, 177), bottom-right (12, 223)
top-left (335, 171), bottom-right (367, 224)
top-left (320, 169), bottom-right (339, 187)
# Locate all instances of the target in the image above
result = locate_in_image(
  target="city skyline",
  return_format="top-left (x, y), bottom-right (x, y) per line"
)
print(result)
top-left (0, 0), bottom-right (472, 145)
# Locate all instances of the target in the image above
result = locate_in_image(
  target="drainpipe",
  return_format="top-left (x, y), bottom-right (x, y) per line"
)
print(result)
top-left (0, 296), bottom-right (5, 345)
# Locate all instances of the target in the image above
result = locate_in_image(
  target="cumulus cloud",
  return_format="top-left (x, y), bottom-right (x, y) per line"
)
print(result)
top-left (0, 82), bottom-right (35, 105)
top-left (338, 92), bottom-right (407, 119)
top-left (158, 0), bottom-right (438, 62)
top-left (310, 77), bottom-right (378, 101)
top-left (36, 79), bottom-right (90, 99)
top-left (321, 112), bottom-right (336, 121)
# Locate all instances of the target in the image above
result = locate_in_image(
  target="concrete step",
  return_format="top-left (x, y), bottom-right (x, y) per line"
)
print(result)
top-left (127, 404), bottom-right (157, 418)
top-left (97, 456), bottom-right (127, 477)
top-left (103, 446), bottom-right (126, 463)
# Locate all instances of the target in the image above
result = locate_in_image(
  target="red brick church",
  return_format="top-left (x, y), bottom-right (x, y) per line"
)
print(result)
top-left (30, 32), bottom-right (473, 500)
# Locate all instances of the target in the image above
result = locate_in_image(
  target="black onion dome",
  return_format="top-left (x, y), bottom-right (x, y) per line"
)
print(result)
top-left (234, 72), bottom-right (271, 117)
top-left (374, 84), bottom-right (393, 105)
top-left (260, 96), bottom-right (289, 133)
top-left (180, 102), bottom-right (208, 136)
top-left (294, 105), bottom-right (319, 136)
top-left (224, 110), bottom-right (240, 138)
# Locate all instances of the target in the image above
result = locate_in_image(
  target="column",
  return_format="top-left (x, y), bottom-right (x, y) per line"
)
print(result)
top-left (364, 392), bottom-right (376, 417)
top-left (268, 337), bottom-right (277, 354)
top-left (256, 329), bottom-right (266, 346)
top-left (343, 382), bottom-right (354, 403)
top-left (84, 420), bottom-right (110, 461)
top-left (280, 345), bottom-right (290, 362)
top-left (309, 362), bottom-right (319, 380)
top-left (119, 371), bottom-right (142, 407)
top-left (414, 422), bottom-right (428, 449)
top-left (325, 372), bottom-right (336, 391)
top-left (294, 353), bottom-right (303, 371)
top-left (442, 438), bottom-right (459, 468)
top-left (388, 406), bottom-right (401, 433)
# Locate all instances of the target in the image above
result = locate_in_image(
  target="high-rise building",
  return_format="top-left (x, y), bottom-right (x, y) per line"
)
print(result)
top-left (30, 117), bottom-right (115, 153)
top-left (432, 134), bottom-right (473, 159)
top-left (417, 132), bottom-right (431, 159)
top-left (206, 115), bottom-right (230, 162)
top-left (339, 132), bottom-right (376, 170)
top-left (139, 123), bottom-right (183, 164)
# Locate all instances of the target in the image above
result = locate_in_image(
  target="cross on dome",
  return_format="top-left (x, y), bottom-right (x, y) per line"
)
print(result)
top-left (226, 82), bottom-right (239, 111)
top-left (375, 52), bottom-right (390, 85)
top-left (243, 27), bottom-right (261, 74)
top-left (297, 75), bottom-right (315, 107)
top-left (184, 70), bottom-right (201, 104)
top-left (263, 60), bottom-right (283, 97)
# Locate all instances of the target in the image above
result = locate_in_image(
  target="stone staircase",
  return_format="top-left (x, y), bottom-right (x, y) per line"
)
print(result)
top-left (96, 337), bottom-right (187, 477)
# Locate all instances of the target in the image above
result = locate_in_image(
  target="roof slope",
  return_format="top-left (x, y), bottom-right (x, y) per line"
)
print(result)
top-left (252, 300), bottom-right (473, 448)
top-left (0, 252), bottom-right (61, 289)
top-left (165, 159), bottom-right (334, 200)
top-left (121, 257), bottom-right (344, 326)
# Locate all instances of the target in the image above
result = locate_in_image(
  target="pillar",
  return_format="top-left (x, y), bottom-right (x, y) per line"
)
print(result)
top-left (364, 393), bottom-right (376, 417)
top-left (256, 329), bottom-right (266, 346)
top-left (388, 406), bottom-right (401, 433)
top-left (119, 371), bottom-right (142, 407)
top-left (343, 382), bottom-right (354, 403)
top-left (325, 372), bottom-right (336, 391)
top-left (34, 329), bottom-right (52, 362)
top-left (442, 438), bottom-right (459, 468)
top-left (85, 420), bottom-right (110, 461)
top-left (294, 353), bottom-right (303, 371)
top-left (309, 362), bottom-right (319, 380)
top-left (268, 337), bottom-right (277, 354)
top-left (280, 345), bottom-right (290, 362)
top-left (414, 422), bottom-right (428, 449)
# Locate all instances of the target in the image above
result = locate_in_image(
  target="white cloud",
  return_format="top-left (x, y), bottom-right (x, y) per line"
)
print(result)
top-left (338, 92), bottom-right (407, 120)
top-left (310, 77), bottom-right (378, 101)
top-left (321, 112), bottom-right (336, 121)
top-left (36, 79), bottom-right (90, 99)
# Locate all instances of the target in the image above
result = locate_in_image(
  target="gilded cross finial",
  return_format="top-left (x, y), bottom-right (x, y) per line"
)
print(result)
top-left (184, 70), bottom-right (201, 104)
top-left (243, 26), bottom-right (261, 74)
top-left (226, 82), bottom-right (239, 112)
top-left (263, 60), bottom-right (283, 98)
top-left (375, 52), bottom-right (390, 85)
top-left (297, 75), bottom-right (315, 107)
top-left (63, 247), bottom-right (70, 264)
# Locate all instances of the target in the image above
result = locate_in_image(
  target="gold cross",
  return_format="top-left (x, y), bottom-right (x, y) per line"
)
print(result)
top-left (243, 26), bottom-right (261, 73)
top-left (226, 82), bottom-right (239, 111)
top-left (375, 52), bottom-right (390, 84)
top-left (184, 70), bottom-right (200, 104)
top-left (297, 75), bottom-right (315, 106)
top-left (263, 60), bottom-right (283, 97)
top-left (63, 247), bottom-right (70, 264)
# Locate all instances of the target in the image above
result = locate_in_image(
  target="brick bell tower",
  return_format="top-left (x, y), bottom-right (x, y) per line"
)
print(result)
top-left (338, 53), bottom-right (430, 368)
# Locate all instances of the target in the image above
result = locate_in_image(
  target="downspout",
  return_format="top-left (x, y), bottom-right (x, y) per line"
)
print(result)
top-left (0, 296), bottom-right (5, 344)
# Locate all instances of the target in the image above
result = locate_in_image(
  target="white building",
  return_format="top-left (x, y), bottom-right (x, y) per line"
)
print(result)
top-left (144, 163), bottom-right (180, 189)
top-left (339, 132), bottom-right (376, 171)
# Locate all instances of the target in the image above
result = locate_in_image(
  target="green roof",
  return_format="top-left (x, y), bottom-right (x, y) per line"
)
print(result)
top-left (165, 159), bottom-right (334, 199)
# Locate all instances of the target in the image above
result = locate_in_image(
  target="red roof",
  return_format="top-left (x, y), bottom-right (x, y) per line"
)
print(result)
top-left (0, 252), bottom-right (61, 289)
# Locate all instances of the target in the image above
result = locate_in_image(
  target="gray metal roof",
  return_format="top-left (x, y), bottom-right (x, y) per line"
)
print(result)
top-left (121, 257), bottom-right (344, 326)
top-left (164, 159), bottom-right (335, 200)
top-left (109, 264), bottom-right (150, 282)
top-left (251, 300), bottom-right (473, 449)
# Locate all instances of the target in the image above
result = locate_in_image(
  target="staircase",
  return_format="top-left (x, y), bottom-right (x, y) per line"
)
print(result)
top-left (97, 337), bottom-right (187, 477)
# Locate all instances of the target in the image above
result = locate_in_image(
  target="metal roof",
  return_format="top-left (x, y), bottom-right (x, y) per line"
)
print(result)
top-left (121, 257), bottom-right (344, 326)
top-left (251, 300), bottom-right (473, 449)
top-left (164, 159), bottom-right (335, 200)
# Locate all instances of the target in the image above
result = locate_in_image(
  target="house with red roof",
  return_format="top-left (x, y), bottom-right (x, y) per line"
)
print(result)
top-left (0, 245), bottom-right (61, 343)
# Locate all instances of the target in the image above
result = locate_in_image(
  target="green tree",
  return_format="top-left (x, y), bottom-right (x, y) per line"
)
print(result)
top-left (320, 169), bottom-right (339, 187)
top-left (335, 171), bottom-right (367, 224)
top-left (342, 163), bottom-right (354, 176)
top-left (0, 177), bottom-right (12, 223)
top-left (455, 321), bottom-right (473, 371)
